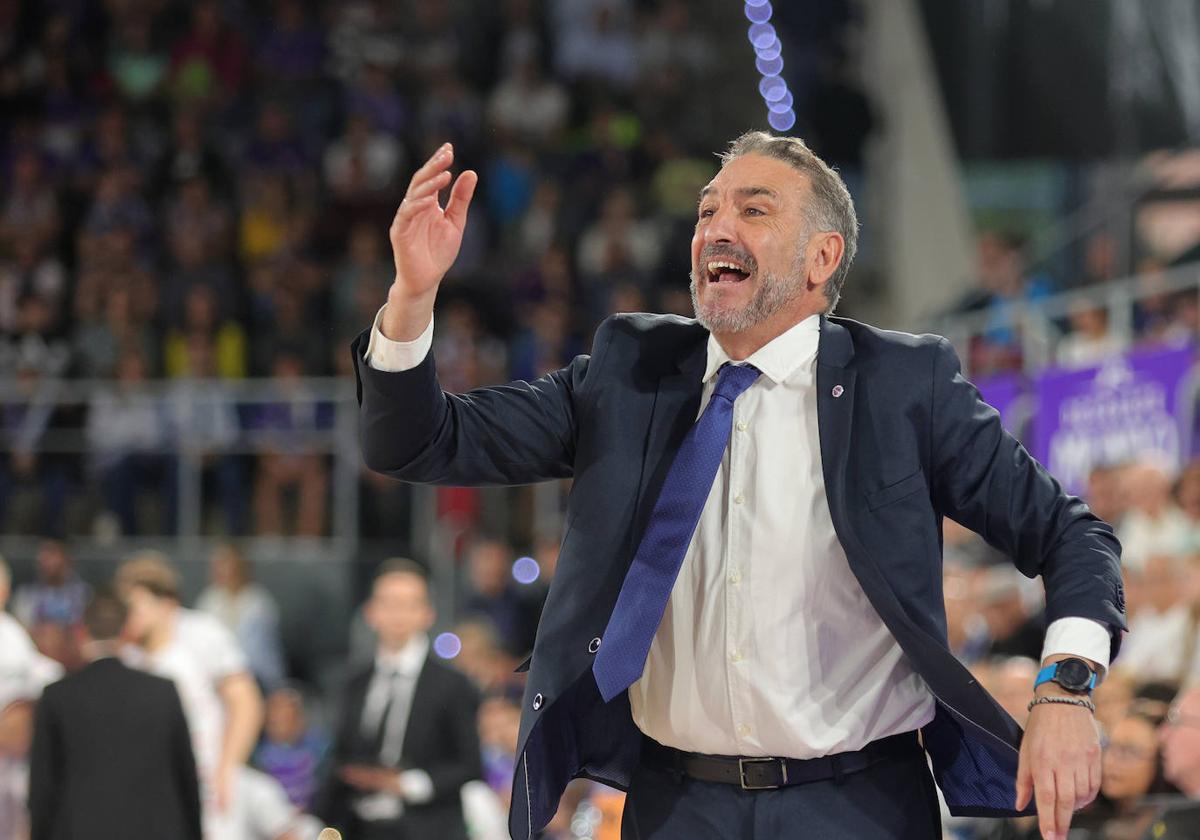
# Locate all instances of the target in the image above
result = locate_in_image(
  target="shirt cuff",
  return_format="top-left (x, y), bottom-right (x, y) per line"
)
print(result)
top-left (365, 305), bottom-right (434, 372)
top-left (398, 769), bottom-right (434, 803)
top-left (1040, 617), bottom-right (1112, 678)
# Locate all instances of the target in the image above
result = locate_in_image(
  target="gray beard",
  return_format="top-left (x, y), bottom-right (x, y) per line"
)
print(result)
top-left (689, 266), bottom-right (806, 334)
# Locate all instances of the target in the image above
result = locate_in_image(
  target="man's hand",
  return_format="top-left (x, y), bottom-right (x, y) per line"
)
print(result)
top-left (1015, 688), bottom-right (1102, 840)
top-left (338, 763), bottom-right (402, 796)
top-left (382, 142), bottom-right (477, 341)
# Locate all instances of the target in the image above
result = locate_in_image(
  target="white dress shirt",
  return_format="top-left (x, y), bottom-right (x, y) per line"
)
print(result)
top-left (355, 633), bottom-right (434, 821)
top-left (366, 307), bottom-right (1113, 759)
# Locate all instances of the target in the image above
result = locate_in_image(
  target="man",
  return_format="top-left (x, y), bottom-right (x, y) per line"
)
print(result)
top-left (116, 552), bottom-right (263, 832)
top-left (354, 134), bottom-right (1125, 840)
top-left (317, 559), bottom-right (482, 840)
top-left (1148, 686), bottom-right (1200, 836)
top-left (27, 591), bottom-right (202, 840)
top-left (11, 539), bottom-right (89, 631)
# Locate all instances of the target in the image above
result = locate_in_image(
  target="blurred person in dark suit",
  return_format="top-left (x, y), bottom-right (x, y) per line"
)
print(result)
top-left (317, 559), bottom-right (481, 840)
top-left (28, 590), bottom-right (202, 840)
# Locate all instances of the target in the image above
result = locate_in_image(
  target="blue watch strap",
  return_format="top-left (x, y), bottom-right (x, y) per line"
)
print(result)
top-left (1034, 662), bottom-right (1097, 692)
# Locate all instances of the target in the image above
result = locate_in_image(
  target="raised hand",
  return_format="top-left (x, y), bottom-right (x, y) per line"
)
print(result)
top-left (382, 142), bottom-right (477, 340)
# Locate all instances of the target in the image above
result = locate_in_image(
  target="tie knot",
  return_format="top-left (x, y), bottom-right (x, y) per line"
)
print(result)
top-left (712, 363), bottom-right (760, 403)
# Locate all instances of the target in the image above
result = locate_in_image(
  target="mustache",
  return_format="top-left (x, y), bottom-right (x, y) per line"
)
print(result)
top-left (699, 244), bottom-right (757, 274)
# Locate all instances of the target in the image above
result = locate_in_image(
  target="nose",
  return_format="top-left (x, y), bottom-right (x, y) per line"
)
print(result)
top-left (704, 204), bottom-right (738, 246)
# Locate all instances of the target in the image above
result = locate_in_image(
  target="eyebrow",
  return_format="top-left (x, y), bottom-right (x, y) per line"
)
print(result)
top-left (697, 185), bottom-right (780, 203)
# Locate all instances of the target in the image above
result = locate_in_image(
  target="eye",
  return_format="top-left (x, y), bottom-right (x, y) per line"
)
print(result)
top-left (744, 207), bottom-right (764, 216)
top-left (698, 207), bottom-right (715, 219)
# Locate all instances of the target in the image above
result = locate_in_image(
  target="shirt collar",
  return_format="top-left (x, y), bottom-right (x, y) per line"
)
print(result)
top-left (703, 314), bottom-right (821, 385)
top-left (375, 633), bottom-right (429, 678)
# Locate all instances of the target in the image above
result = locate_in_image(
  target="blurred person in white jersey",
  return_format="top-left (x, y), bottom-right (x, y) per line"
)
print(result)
top-left (116, 551), bottom-right (264, 834)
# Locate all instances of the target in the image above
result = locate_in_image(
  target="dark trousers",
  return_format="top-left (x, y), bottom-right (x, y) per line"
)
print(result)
top-left (621, 741), bottom-right (942, 840)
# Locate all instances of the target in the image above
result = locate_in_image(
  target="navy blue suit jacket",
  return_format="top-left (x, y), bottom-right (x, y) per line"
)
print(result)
top-left (353, 313), bottom-right (1126, 839)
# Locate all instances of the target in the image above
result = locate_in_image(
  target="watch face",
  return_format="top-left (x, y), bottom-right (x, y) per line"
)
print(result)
top-left (1057, 659), bottom-right (1092, 691)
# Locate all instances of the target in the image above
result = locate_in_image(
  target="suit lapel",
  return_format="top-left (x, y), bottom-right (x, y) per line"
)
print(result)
top-left (816, 316), bottom-right (857, 515)
top-left (629, 336), bottom-right (708, 554)
top-left (400, 656), bottom-right (436, 763)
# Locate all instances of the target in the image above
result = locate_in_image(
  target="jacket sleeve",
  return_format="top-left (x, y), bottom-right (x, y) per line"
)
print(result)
top-left (927, 338), bottom-right (1126, 659)
top-left (352, 317), bottom-right (615, 487)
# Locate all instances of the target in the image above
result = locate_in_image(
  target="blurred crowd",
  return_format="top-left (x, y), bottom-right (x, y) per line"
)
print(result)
top-left (0, 0), bottom-right (877, 541)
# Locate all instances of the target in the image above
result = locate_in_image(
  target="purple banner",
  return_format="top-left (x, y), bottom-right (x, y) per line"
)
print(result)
top-left (1032, 345), bottom-right (1196, 494)
top-left (974, 372), bottom-right (1026, 436)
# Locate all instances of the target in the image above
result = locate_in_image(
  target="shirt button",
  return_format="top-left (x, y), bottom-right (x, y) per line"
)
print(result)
top-left (532, 693), bottom-right (544, 710)
top-left (588, 637), bottom-right (602, 654)
top-left (736, 420), bottom-right (748, 432)
top-left (733, 494), bottom-right (745, 505)
top-left (736, 724), bottom-right (751, 737)
top-left (728, 570), bottom-right (741, 585)
top-left (730, 651), bottom-right (743, 663)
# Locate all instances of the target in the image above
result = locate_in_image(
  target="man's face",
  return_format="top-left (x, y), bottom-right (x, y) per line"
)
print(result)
top-left (690, 154), bottom-right (819, 334)
top-left (1162, 690), bottom-right (1200, 792)
top-left (366, 573), bottom-right (434, 651)
top-left (123, 585), bottom-right (174, 644)
top-left (37, 541), bottom-right (69, 585)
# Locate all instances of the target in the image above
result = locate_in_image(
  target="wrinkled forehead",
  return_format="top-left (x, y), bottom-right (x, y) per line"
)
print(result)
top-left (699, 153), bottom-right (809, 205)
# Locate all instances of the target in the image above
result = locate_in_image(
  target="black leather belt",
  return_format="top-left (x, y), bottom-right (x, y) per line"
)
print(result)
top-left (641, 731), bottom-right (920, 790)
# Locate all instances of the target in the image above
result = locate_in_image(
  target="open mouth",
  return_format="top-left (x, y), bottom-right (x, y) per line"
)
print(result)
top-left (706, 259), bottom-right (752, 284)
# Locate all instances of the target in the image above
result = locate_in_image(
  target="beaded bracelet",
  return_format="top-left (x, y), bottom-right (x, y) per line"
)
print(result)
top-left (1027, 695), bottom-right (1096, 713)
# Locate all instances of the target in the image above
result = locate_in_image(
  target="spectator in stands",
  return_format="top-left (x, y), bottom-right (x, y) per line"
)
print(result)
top-left (451, 617), bottom-right (521, 697)
top-left (1056, 301), bottom-right (1122, 368)
top-left (1073, 708), bottom-right (1179, 835)
top-left (154, 108), bottom-right (231, 199)
top-left (221, 764), bottom-right (326, 840)
top-left (11, 540), bottom-right (88, 632)
top-left (253, 685), bottom-right (328, 810)
top-left (1156, 687), bottom-right (1200, 831)
top-left (117, 552), bottom-right (264, 828)
top-left (28, 590), bottom-right (203, 840)
top-left (333, 223), bottom-right (393, 342)
top-left (196, 543), bottom-right (286, 691)
top-left (1085, 463), bottom-right (1129, 529)
top-left (86, 347), bottom-right (174, 535)
top-left (975, 566), bottom-right (1045, 662)
top-left (478, 694), bottom-right (521, 802)
top-left (0, 149), bottom-right (60, 254)
top-left (164, 282), bottom-right (247, 379)
top-left (323, 112), bottom-right (404, 201)
top-left (462, 537), bottom-right (541, 658)
top-left (0, 362), bottom-right (72, 537)
top-left (163, 227), bottom-right (240, 334)
top-left (1119, 554), bottom-right (1200, 685)
top-left (168, 0), bottom-right (246, 108)
top-left (72, 285), bottom-right (157, 379)
top-left (252, 352), bottom-right (330, 536)
top-left (487, 51), bottom-right (568, 146)
top-left (1118, 461), bottom-right (1191, 570)
top-left (0, 237), bottom-right (66, 338)
top-left (318, 559), bottom-right (482, 840)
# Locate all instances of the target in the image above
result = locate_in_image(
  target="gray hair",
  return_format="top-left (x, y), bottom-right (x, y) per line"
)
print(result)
top-left (719, 131), bottom-right (858, 314)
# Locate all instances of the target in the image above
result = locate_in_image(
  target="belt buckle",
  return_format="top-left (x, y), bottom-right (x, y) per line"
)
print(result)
top-left (738, 757), bottom-right (786, 790)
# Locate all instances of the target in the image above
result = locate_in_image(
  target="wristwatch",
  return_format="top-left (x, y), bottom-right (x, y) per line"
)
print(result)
top-left (1034, 658), bottom-right (1098, 695)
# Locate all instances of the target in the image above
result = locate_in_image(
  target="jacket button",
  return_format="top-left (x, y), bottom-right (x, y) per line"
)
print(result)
top-left (532, 693), bottom-right (544, 710)
top-left (588, 637), bottom-right (602, 654)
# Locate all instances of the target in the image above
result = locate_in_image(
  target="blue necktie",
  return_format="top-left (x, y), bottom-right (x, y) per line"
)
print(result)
top-left (593, 362), bottom-right (761, 702)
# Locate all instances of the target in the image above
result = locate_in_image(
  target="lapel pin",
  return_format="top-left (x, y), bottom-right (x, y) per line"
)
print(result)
top-left (832, 385), bottom-right (844, 398)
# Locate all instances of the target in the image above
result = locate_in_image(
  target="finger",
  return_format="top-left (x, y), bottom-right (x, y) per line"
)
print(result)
top-left (405, 143), bottom-right (454, 194)
top-left (1076, 766), bottom-right (1095, 809)
top-left (394, 194), bottom-right (439, 223)
top-left (404, 169), bottom-right (452, 202)
top-left (444, 169), bottom-right (478, 229)
top-left (1034, 769), bottom-right (1057, 839)
top-left (1054, 771), bottom-right (1075, 840)
top-left (1087, 750), bottom-right (1102, 805)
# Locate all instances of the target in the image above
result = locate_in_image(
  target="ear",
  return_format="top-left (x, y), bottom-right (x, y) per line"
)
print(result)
top-left (807, 231), bottom-right (845, 290)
